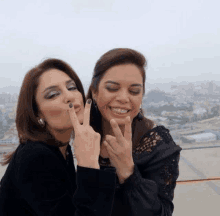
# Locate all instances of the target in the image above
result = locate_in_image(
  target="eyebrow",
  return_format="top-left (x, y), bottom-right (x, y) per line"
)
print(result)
top-left (105, 80), bottom-right (143, 87)
top-left (43, 79), bottom-right (75, 93)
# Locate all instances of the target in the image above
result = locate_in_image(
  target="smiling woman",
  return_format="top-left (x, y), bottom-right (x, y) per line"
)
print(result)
top-left (0, 58), bottom-right (117, 216)
top-left (86, 48), bottom-right (182, 216)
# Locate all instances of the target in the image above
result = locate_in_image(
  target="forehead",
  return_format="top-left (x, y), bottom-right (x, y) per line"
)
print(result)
top-left (101, 64), bottom-right (143, 84)
top-left (38, 69), bottom-right (73, 88)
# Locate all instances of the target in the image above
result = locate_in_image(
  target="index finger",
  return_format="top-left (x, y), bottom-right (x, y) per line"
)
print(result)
top-left (124, 116), bottom-right (132, 141)
top-left (110, 119), bottom-right (124, 145)
top-left (83, 99), bottom-right (92, 126)
top-left (68, 103), bottom-right (80, 133)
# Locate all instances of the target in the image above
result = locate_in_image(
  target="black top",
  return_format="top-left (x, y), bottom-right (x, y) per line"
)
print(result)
top-left (99, 121), bottom-right (182, 216)
top-left (0, 140), bottom-right (117, 216)
top-left (0, 117), bottom-right (182, 216)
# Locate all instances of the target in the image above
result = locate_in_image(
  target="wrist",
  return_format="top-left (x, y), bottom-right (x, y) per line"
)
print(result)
top-left (77, 161), bottom-right (100, 170)
top-left (117, 164), bottom-right (135, 184)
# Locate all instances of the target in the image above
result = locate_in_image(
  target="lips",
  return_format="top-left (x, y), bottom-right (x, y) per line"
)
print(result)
top-left (109, 106), bottom-right (131, 111)
top-left (68, 103), bottom-right (81, 113)
top-left (109, 107), bottom-right (131, 116)
top-left (74, 106), bottom-right (81, 113)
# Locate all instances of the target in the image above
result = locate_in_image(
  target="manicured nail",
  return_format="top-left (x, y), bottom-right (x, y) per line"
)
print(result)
top-left (87, 99), bottom-right (92, 104)
top-left (69, 103), bottom-right (73, 108)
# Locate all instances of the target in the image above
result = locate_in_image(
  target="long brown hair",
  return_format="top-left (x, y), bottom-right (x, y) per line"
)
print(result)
top-left (86, 48), bottom-right (154, 148)
top-left (1, 58), bottom-right (86, 166)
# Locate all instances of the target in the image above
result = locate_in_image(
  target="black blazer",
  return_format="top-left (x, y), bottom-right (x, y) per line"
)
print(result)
top-left (0, 140), bottom-right (117, 216)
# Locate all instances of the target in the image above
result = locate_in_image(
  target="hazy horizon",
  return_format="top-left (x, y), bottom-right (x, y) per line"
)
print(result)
top-left (0, 0), bottom-right (219, 94)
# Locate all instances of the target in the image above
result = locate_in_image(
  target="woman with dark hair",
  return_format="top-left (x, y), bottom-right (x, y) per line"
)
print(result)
top-left (86, 48), bottom-right (182, 216)
top-left (0, 59), bottom-right (116, 216)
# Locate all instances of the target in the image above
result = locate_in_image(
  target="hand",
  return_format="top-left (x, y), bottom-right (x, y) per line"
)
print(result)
top-left (103, 116), bottom-right (134, 183)
top-left (68, 99), bottom-right (101, 169)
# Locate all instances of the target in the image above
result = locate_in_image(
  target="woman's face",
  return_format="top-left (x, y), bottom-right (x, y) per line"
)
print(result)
top-left (93, 64), bottom-right (143, 126)
top-left (35, 69), bottom-right (84, 132)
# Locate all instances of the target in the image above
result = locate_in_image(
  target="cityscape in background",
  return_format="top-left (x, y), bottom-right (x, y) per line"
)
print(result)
top-left (0, 80), bottom-right (220, 159)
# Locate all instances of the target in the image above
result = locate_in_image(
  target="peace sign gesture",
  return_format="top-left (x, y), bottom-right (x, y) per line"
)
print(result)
top-left (68, 99), bottom-right (101, 169)
top-left (103, 116), bottom-right (135, 183)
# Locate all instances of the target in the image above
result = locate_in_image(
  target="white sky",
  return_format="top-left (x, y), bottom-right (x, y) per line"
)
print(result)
top-left (0, 0), bottom-right (219, 94)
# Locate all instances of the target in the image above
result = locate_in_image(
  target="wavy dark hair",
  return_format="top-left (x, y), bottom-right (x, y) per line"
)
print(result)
top-left (86, 48), bottom-right (154, 148)
top-left (1, 58), bottom-right (86, 166)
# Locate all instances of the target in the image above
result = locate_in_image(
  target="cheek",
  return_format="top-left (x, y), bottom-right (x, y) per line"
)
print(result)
top-left (132, 99), bottom-right (142, 111)
top-left (41, 104), bottom-right (64, 118)
top-left (47, 110), bottom-right (63, 116)
top-left (99, 92), bottom-right (113, 106)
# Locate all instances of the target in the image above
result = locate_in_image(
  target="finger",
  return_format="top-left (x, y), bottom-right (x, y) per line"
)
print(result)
top-left (110, 119), bottom-right (124, 145)
top-left (103, 140), bottom-right (114, 154)
top-left (83, 99), bottom-right (92, 126)
top-left (124, 116), bottom-right (132, 141)
top-left (68, 103), bottom-right (80, 133)
top-left (101, 140), bottom-right (110, 157)
top-left (105, 135), bottom-right (117, 149)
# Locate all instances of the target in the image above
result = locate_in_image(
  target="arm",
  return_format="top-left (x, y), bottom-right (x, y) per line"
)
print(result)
top-left (16, 148), bottom-right (116, 216)
top-left (120, 150), bottom-right (181, 216)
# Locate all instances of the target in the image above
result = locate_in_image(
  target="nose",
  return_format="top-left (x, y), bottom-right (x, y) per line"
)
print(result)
top-left (115, 89), bottom-right (130, 103)
top-left (63, 89), bottom-right (75, 104)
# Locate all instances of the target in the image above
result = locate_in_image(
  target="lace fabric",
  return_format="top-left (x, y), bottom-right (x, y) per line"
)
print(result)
top-left (133, 125), bottom-right (180, 154)
top-left (133, 126), bottom-right (162, 154)
top-left (99, 125), bottom-right (181, 215)
top-left (159, 151), bottom-right (180, 201)
top-left (99, 125), bottom-right (175, 166)
top-left (132, 125), bottom-right (181, 195)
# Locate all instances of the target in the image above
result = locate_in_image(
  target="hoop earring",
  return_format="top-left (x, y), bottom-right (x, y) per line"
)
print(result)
top-left (38, 118), bottom-right (45, 127)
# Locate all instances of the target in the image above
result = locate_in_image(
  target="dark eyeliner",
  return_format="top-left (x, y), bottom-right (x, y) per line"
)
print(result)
top-left (131, 91), bottom-right (140, 95)
top-left (69, 86), bottom-right (77, 90)
top-left (45, 85), bottom-right (77, 99)
top-left (106, 87), bottom-right (118, 91)
top-left (106, 87), bottom-right (140, 95)
top-left (46, 92), bottom-right (57, 99)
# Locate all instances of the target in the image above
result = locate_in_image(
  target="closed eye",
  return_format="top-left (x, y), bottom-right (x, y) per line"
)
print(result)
top-left (46, 86), bottom-right (78, 99)
top-left (68, 86), bottom-right (77, 91)
top-left (106, 87), bottom-right (140, 95)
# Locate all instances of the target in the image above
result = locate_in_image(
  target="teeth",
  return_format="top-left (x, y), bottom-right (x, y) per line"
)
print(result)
top-left (111, 108), bottom-right (129, 114)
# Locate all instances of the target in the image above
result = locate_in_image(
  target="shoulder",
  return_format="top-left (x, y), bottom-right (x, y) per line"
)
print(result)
top-left (16, 140), bottom-right (55, 158)
top-left (14, 141), bottom-right (62, 173)
top-left (134, 124), bottom-right (181, 155)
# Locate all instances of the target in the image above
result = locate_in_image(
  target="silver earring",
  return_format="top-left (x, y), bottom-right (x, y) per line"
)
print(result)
top-left (38, 118), bottom-right (45, 127)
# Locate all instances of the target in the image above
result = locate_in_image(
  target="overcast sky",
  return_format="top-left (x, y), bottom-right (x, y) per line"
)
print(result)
top-left (0, 0), bottom-right (219, 94)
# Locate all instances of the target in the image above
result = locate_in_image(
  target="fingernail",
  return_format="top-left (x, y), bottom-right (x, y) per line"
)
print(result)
top-left (87, 99), bottom-right (92, 104)
top-left (69, 103), bottom-right (73, 108)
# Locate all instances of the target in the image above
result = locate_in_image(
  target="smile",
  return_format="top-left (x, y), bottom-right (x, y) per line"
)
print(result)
top-left (109, 106), bottom-right (130, 115)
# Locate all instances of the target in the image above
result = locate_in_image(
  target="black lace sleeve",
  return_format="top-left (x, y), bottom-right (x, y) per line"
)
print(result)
top-left (119, 125), bottom-right (182, 216)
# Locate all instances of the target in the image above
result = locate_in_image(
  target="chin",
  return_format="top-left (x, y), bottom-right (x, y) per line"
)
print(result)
top-left (116, 120), bottom-right (127, 126)
top-left (111, 114), bottom-right (135, 125)
top-left (111, 118), bottom-right (127, 125)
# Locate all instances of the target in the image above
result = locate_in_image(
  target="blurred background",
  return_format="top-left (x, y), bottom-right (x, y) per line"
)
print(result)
top-left (0, 1), bottom-right (220, 215)
top-left (0, 0), bottom-right (219, 152)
